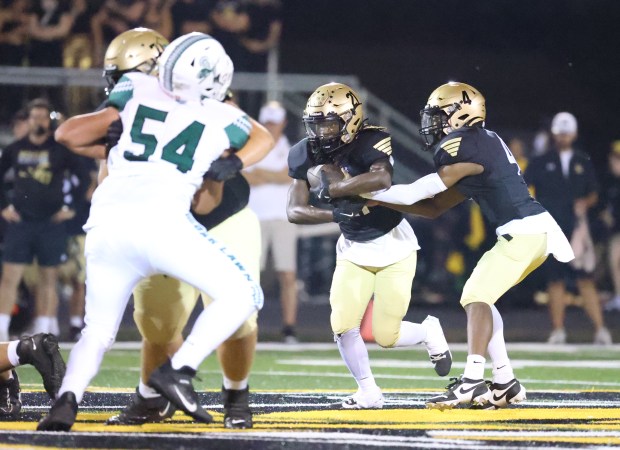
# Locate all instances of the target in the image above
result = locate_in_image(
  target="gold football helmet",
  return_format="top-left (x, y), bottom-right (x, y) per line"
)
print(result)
top-left (302, 82), bottom-right (364, 159)
top-left (103, 27), bottom-right (169, 90)
top-left (419, 82), bottom-right (486, 148)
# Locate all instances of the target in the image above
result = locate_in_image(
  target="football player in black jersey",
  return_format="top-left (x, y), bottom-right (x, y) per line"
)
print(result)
top-left (287, 83), bottom-right (452, 409)
top-left (367, 82), bottom-right (574, 410)
top-left (68, 29), bottom-right (274, 429)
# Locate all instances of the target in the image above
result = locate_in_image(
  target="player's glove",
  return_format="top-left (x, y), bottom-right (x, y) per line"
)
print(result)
top-left (204, 153), bottom-right (243, 181)
top-left (309, 171), bottom-right (332, 203)
top-left (332, 196), bottom-right (366, 223)
top-left (106, 119), bottom-right (123, 154)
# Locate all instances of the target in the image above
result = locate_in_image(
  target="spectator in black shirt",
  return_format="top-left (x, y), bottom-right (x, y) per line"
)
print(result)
top-left (525, 112), bottom-right (612, 345)
top-left (238, 0), bottom-right (281, 73)
top-left (0, 99), bottom-right (91, 341)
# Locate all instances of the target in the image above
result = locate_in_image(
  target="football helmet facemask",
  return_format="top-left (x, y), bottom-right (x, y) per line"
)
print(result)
top-left (419, 82), bottom-right (486, 148)
top-left (303, 83), bottom-right (364, 161)
top-left (103, 27), bottom-right (168, 91)
top-left (158, 32), bottom-right (233, 103)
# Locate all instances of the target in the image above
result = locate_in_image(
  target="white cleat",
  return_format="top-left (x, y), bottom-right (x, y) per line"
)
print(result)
top-left (341, 388), bottom-right (384, 409)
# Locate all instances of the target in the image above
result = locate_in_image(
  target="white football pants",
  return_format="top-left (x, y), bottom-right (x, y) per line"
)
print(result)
top-left (59, 211), bottom-right (263, 403)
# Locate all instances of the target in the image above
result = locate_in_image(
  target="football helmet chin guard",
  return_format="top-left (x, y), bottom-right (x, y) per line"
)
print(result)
top-left (419, 82), bottom-right (486, 149)
top-left (158, 32), bottom-right (233, 103)
top-left (103, 27), bottom-right (168, 92)
top-left (303, 83), bottom-right (364, 162)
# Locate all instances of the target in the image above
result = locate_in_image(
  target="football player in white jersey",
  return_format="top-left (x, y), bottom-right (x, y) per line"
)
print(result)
top-left (98, 28), bottom-right (272, 429)
top-left (38, 33), bottom-right (265, 431)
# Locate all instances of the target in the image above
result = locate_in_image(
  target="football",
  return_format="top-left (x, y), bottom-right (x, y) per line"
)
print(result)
top-left (306, 164), bottom-right (344, 188)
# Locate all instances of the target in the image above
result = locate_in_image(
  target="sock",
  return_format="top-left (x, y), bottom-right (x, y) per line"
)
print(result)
top-left (223, 376), bottom-right (248, 391)
top-left (7, 340), bottom-right (19, 367)
top-left (0, 314), bottom-right (11, 340)
top-left (394, 321), bottom-right (427, 347)
top-left (139, 379), bottom-right (161, 398)
top-left (32, 316), bottom-right (51, 334)
top-left (70, 316), bottom-right (84, 329)
top-left (171, 299), bottom-right (255, 370)
top-left (463, 354), bottom-right (486, 380)
top-left (335, 328), bottom-right (378, 392)
top-left (487, 305), bottom-right (515, 384)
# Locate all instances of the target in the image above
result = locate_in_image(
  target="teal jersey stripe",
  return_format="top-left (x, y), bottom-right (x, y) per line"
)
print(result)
top-left (224, 115), bottom-right (251, 149)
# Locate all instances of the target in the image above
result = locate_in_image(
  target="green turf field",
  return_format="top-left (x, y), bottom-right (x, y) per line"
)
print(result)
top-left (17, 342), bottom-right (620, 393)
top-left (5, 342), bottom-right (620, 449)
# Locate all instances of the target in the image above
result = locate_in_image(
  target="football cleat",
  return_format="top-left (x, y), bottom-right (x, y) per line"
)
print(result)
top-left (0, 371), bottom-right (21, 419)
top-left (17, 333), bottom-right (66, 399)
top-left (426, 375), bottom-right (491, 410)
top-left (37, 391), bottom-right (78, 431)
top-left (148, 360), bottom-right (213, 424)
top-left (222, 386), bottom-right (252, 429)
top-left (341, 388), bottom-right (384, 409)
top-left (421, 316), bottom-right (452, 376)
top-left (106, 388), bottom-right (176, 425)
top-left (471, 379), bottom-right (527, 410)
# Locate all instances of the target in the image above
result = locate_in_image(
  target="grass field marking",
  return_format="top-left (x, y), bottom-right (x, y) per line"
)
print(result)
top-left (276, 357), bottom-right (620, 369)
top-left (85, 341), bottom-right (620, 353)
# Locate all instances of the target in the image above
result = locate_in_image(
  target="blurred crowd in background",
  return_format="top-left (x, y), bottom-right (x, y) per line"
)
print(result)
top-left (0, 0), bottom-right (619, 344)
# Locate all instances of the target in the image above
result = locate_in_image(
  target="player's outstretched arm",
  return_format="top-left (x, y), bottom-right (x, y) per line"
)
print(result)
top-left (287, 179), bottom-right (335, 225)
top-left (55, 107), bottom-right (120, 159)
top-left (376, 186), bottom-right (466, 219)
top-left (236, 117), bottom-right (275, 168)
top-left (365, 162), bottom-right (483, 205)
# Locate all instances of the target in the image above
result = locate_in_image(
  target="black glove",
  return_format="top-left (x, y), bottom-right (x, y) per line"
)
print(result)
top-left (204, 153), bottom-right (243, 181)
top-left (106, 119), bottom-right (123, 154)
top-left (309, 171), bottom-right (332, 203)
top-left (332, 196), bottom-right (366, 223)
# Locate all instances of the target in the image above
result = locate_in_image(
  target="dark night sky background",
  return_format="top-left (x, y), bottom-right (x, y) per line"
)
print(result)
top-left (276, 0), bottom-right (620, 170)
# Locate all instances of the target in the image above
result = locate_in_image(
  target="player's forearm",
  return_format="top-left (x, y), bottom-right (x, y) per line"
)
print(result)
top-left (329, 171), bottom-right (391, 198)
top-left (364, 173), bottom-right (447, 205)
top-left (286, 205), bottom-right (334, 224)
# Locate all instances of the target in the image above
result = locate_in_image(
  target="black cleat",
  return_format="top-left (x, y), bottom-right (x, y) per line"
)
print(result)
top-left (37, 391), bottom-right (78, 431)
top-left (148, 360), bottom-right (213, 424)
top-left (0, 371), bottom-right (21, 420)
top-left (107, 388), bottom-right (176, 425)
top-left (17, 333), bottom-right (66, 399)
top-left (222, 386), bottom-right (252, 429)
top-left (426, 375), bottom-right (491, 410)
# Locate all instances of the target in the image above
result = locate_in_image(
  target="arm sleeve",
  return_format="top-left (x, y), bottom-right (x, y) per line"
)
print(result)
top-left (362, 172), bottom-right (448, 204)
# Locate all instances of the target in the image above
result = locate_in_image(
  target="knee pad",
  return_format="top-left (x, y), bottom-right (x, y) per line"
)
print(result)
top-left (373, 328), bottom-right (398, 348)
top-left (134, 308), bottom-right (186, 346)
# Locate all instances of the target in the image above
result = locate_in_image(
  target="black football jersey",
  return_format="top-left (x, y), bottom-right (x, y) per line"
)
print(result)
top-left (433, 127), bottom-right (545, 228)
top-left (288, 128), bottom-right (403, 242)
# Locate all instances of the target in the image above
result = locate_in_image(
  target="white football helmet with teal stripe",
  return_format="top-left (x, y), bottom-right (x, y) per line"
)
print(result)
top-left (158, 32), bottom-right (233, 103)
